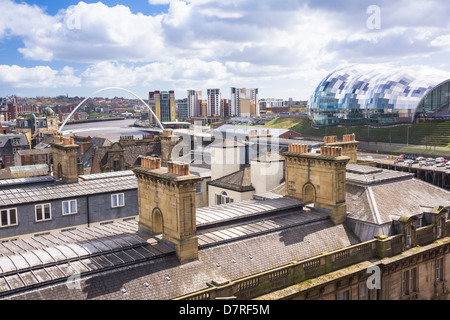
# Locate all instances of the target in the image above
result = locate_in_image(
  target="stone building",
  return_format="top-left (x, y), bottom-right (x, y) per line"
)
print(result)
top-left (0, 136), bottom-right (448, 301)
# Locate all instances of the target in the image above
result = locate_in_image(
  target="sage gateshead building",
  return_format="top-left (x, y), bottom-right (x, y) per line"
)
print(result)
top-left (307, 64), bottom-right (450, 126)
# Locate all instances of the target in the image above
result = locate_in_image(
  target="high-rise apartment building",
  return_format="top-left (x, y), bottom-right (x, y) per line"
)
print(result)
top-left (187, 90), bottom-right (202, 118)
top-left (148, 90), bottom-right (175, 123)
top-left (230, 87), bottom-right (259, 117)
top-left (176, 98), bottom-right (189, 121)
top-left (207, 89), bottom-right (221, 117)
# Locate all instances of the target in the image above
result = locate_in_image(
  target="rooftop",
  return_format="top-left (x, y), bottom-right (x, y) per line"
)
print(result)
top-left (0, 171), bottom-right (136, 207)
top-left (0, 193), bottom-right (359, 300)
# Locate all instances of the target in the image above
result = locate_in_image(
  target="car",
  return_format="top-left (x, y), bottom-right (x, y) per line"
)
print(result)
top-left (426, 158), bottom-right (435, 162)
top-left (416, 157), bottom-right (425, 161)
top-left (446, 163), bottom-right (450, 169)
top-left (436, 163), bottom-right (446, 167)
top-left (399, 154), bottom-right (407, 159)
top-left (404, 160), bottom-right (414, 165)
top-left (436, 157), bottom-right (445, 163)
top-left (425, 162), bottom-right (434, 166)
top-left (419, 161), bottom-right (426, 166)
top-left (395, 158), bottom-right (404, 162)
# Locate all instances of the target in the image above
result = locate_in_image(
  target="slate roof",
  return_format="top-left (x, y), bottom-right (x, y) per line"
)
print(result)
top-left (0, 171), bottom-right (137, 206)
top-left (0, 196), bottom-right (359, 300)
top-left (208, 166), bottom-right (254, 192)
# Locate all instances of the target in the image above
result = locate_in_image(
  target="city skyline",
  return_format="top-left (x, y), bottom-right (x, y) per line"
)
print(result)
top-left (1, 0), bottom-right (450, 101)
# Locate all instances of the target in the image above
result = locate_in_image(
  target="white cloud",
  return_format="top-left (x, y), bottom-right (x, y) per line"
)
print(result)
top-left (1, 0), bottom-right (450, 99)
top-left (0, 65), bottom-right (81, 88)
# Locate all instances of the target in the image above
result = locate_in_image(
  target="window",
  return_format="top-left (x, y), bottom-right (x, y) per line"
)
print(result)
top-left (35, 203), bottom-right (51, 222)
top-left (0, 208), bottom-right (17, 227)
top-left (337, 290), bottom-right (349, 300)
top-left (215, 192), bottom-right (234, 205)
top-left (111, 193), bottom-right (125, 208)
top-left (402, 268), bottom-right (417, 296)
top-left (436, 258), bottom-right (444, 282)
top-left (62, 200), bottom-right (77, 215)
top-left (195, 183), bottom-right (202, 193)
top-left (359, 283), bottom-right (367, 300)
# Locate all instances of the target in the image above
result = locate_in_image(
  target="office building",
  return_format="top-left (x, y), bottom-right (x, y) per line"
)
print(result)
top-left (148, 90), bottom-right (175, 124)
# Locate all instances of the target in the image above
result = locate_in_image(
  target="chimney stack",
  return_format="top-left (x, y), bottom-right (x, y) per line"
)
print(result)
top-left (133, 158), bottom-right (201, 263)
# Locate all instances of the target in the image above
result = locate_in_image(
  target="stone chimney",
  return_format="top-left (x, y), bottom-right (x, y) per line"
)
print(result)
top-left (282, 143), bottom-right (350, 224)
top-left (324, 134), bottom-right (359, 164)
top-left (132, 157), bottom-right (201, 263)
top-left (160, 130), bottom-right (180, 166)
top-left (51, 134), bottom-right (80, 183)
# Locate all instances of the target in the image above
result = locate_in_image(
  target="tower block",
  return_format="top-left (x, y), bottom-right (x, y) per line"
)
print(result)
top-left (132, 156), bottom-right (201, 263)
top-left (323, 134), bottom-right (359, 164)
top-left (283, 144), bottom-right (350, 224)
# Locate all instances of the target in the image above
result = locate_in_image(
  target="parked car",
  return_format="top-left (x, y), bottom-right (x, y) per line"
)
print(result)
top-left (404, 160), bottom-right (414, 165)
top-left (416, 157), bottom-right (425, 161)
top-left (436, 157), bottom-right (445, 163)
top-left (419, 161), bottom-right (426, 166)
top-left (426, 158), bottom-right (435, 162)
top-left (425, 161), bottom-right (434, 166)
top-left (446, 163), bottom-right (450, 169)
top-left (436, 163), bottom-right (446, 167)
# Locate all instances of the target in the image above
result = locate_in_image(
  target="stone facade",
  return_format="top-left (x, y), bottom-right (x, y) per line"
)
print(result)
top-left (51, 135), bottom-right (80, 183)
top-left (133, 156), bottom-right (201, 263)
top-left (283, 144), bottom-right (350, 224)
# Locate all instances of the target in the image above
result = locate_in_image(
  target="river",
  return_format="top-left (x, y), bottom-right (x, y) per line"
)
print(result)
top-left (60, 119), bottom-right (147, 142)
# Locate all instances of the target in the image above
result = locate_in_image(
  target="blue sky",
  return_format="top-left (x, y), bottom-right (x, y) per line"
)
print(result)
top-left (1, 0), bottom-right (450, 101)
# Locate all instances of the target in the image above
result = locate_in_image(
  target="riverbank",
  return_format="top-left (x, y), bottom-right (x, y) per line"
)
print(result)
top-left (61, 117), bottom-right (126, 125)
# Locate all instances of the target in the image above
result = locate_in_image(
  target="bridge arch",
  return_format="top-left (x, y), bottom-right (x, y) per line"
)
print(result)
top-left (57, 86), bottom-right (163, 133)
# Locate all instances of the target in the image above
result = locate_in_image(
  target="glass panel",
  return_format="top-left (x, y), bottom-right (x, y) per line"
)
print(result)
top-left (9, 209), bottom-right (16, 225)
top-left (44, 204), bottom-right (51, 220)
top-left (36, 206), bottom-right (42, 221)
top-left (118, 194), bottom-right (124, 206)
top-left (63, 202), bottom-right (69, 214)
top-left (112, 195), bottom-right (117, 207)
top-left (70, 200), bottom-right (76, 213)
top-left (1, 210), bottom-right (7, 226)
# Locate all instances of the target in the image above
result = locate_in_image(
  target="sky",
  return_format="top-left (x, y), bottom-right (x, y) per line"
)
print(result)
top-left (1, 0), bottom-right (450, 101)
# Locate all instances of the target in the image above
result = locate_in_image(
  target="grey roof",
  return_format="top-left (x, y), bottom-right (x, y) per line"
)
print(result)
top-left (0, 171), bottom-right (137, 206)
top-left (208, 166), bottom-right (254, 192)
top-left (0, 196), bottom-right (359, 300)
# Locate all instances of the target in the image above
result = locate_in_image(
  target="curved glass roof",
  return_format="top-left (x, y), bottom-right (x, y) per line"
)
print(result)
top-left (308, 64), bottom-right (450, 126)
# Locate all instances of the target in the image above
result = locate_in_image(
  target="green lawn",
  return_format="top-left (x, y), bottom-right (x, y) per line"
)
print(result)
top-left (264, 117), bottom-right (450, 148)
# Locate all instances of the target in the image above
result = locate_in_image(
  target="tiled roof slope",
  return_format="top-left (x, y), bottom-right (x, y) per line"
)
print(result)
top-left (208, 166), bottom-right (254, 192)
top-left (0, 196), bottom-right (360, 300)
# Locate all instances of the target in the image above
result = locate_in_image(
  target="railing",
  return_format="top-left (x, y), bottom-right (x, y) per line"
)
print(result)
top-left (178, 220), bottom-right (449, 301)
